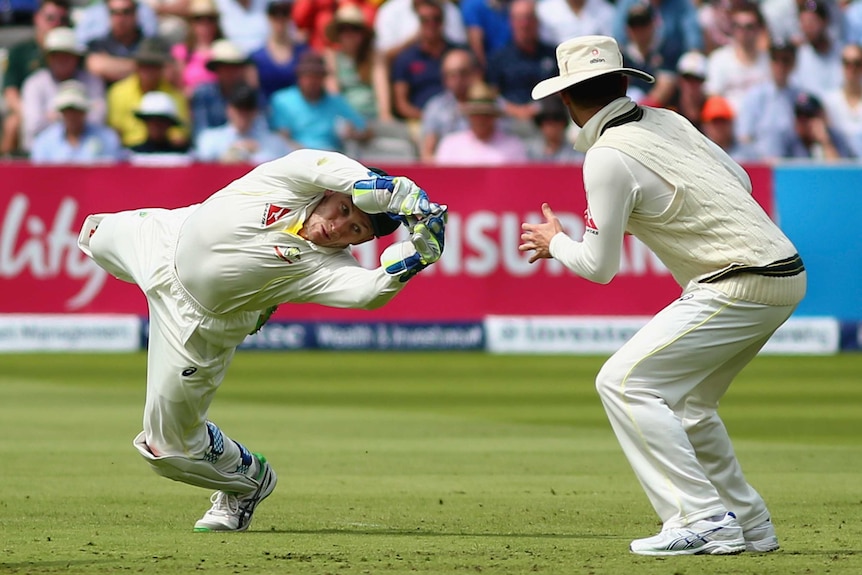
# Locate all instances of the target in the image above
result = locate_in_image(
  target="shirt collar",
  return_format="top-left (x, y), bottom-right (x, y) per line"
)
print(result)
top-left (574, 97), bottom-right (638, 153)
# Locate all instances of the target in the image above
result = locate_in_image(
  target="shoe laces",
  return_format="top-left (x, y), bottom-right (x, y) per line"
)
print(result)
top-left (208, 491), bottom-right (240, 516)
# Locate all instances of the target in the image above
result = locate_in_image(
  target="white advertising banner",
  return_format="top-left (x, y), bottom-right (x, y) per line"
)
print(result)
top-left (0, 314), bottom-right (141, 352)
top-left (485, 316), bottom-right (839, 356)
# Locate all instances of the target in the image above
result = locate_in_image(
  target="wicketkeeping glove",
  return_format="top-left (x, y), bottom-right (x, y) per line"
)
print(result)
top-left (410, 208), bottom-right (447, 265)
top-left (353, 173), bottom-right (433, 221)
top-left (380, 241), bottom-right (427, 283)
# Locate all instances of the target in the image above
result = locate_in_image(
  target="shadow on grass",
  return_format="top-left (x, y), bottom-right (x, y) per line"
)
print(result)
top-left (246, 529), bottom-right (862, 557)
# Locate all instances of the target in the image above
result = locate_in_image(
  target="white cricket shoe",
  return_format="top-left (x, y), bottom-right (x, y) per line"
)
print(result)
top-left (194, 454), bottom-right (277, 532)
top-left (744, 518), bottom-right (780, 552)
top-left (629, 512), bottom-right (746, 556)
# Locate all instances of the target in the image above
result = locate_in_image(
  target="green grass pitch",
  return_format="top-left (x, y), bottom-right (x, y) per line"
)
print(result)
top-left (1, 351), bottom-right (860, 575)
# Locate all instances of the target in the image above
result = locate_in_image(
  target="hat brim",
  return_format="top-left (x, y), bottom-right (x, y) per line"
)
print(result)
top-left (57, 102), bottom-right (89, 111)
top-left (136, 57), bottom-right (169, 66)
top-left (325, 19), bottom-right (371, 43)
top-left (48, 47), bottom-right (84, 57)
top-left (205, 59), bottom-right (248, 71)
top-left (532, 68), bottom-right (655, 100)
top-left (462, 104), bottom-right (501, 116)
top-left (134, 112), bottom-right (181, 125)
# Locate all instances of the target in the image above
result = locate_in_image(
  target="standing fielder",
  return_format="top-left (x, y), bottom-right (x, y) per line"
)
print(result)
top-left (77, 149), bottom-right (447, 532)
top-left (519, 36), bottom-right (806, 556)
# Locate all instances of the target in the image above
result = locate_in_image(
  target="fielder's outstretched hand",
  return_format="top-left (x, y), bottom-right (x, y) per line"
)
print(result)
top-left (519, 203), bottom-right (563, 264)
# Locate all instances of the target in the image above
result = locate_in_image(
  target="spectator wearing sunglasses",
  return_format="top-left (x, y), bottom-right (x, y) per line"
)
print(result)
top-left (736, 40), bottom-right (804, 161)
top-left (822, 43), bottom-right (862, 157)
top-left (789, 0), bottom-right (842, 100)
top-left (86, 0), bottom-right (152, 85)
top-left (705, 2), bottom-right (770, 115)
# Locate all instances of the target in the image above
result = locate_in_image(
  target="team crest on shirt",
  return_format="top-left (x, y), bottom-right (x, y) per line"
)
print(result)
top-left (274, 246), bottom-right (302, 263)
top-left (584, 207), bottom-right (598, 235)
top-left (261, 203), bottom-right (292, 227)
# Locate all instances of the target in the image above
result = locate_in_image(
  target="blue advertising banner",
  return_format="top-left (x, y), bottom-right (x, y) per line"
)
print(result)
top-left (243, 322), bottom-right (485, 351)
top-left (773, 165), bottom-right (862, 321)
top-left (141, 321), bottom-right (485, 351)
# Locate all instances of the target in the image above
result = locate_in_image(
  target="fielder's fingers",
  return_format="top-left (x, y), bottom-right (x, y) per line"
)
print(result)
top-left (542, 203), bottom-right (556, 221)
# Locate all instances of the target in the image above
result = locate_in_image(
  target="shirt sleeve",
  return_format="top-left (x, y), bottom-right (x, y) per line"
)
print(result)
top-left (460, 0), bottom-right (483, 28)
top-left (280, 251), bottom-right (406, 310)
top-left (548, 146), bottom-right (639, 284)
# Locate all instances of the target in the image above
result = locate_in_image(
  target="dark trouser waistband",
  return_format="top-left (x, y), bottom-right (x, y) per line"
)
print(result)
top-left (700, 253), bottom-right (805, 284)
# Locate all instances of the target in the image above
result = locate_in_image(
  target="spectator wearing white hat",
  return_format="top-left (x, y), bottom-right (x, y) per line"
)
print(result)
top-left (30, 80), bottom-right (124, 164)
top-left (190, 39), bottom-right (256, 137)
top-left (20, 28), bottom-right (107, 152)
top-left (675, 50), bottom-right (708, 130)
top-left (107, 36), bottom-right (191, 147)
top-left (129, 91), bottom-right (192, 156)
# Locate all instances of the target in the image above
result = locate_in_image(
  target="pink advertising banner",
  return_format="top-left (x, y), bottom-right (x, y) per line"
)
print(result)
top-left (0, 163), bottom-right (774, 320)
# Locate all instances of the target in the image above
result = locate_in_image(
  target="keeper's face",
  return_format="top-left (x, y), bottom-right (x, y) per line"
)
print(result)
top-left (299, 191), bottom-right (375, 248)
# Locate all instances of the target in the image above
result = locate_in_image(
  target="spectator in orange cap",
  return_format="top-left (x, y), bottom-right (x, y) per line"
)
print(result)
top-left (701, 95), bottom-right (756, 161)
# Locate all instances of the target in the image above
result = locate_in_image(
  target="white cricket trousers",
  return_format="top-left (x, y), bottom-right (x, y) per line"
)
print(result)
top-left (79, 207), bottom-right (262, 491)
top-left (596, 282), bottom-right (797, 531)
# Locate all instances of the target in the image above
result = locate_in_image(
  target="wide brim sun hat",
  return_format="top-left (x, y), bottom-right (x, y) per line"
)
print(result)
top-left (532, 35), bottom-right (655, 101)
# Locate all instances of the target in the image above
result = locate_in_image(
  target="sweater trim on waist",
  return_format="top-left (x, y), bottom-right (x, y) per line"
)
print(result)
top-left (700, 253), bottom-right (805, 284)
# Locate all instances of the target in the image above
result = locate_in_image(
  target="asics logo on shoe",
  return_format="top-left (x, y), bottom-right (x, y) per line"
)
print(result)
top-left (182, 367), bottom-right (198, 377)
top-left (667, 525), bottom-right (726, 551)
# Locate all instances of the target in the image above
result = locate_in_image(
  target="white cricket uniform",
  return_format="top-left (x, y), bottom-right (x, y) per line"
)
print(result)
top-left (78, 150), bottom-right (406, 485)
top-left (549, 98), bottom-right (806, 531)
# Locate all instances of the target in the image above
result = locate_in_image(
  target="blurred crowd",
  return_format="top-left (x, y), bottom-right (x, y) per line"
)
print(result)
top-left (1, 0), bottom-right (861, 165)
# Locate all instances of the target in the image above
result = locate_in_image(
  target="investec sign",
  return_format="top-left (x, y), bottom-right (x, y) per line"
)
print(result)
top-left (484, 316), bottom-right (840, 356)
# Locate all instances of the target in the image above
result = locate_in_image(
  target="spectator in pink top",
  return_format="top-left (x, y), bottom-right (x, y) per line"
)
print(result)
top-left (434, 81), bottom-right (528, 165)
top-left (171, 0), bottom-right (224, 96)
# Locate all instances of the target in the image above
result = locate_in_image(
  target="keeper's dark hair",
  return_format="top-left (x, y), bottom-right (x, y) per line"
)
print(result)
top-left (561, 73), bottom-right (628, 109)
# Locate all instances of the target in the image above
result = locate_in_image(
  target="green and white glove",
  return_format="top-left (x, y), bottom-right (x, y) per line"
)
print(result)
top-left (410, 208), bottom-right (447, 265)
top-left (353, 172), bottom-right (433, 221)
top-left (380, 241), bottom-right (427, 283)
top-left (379, 208), bottom-right (447, 282)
